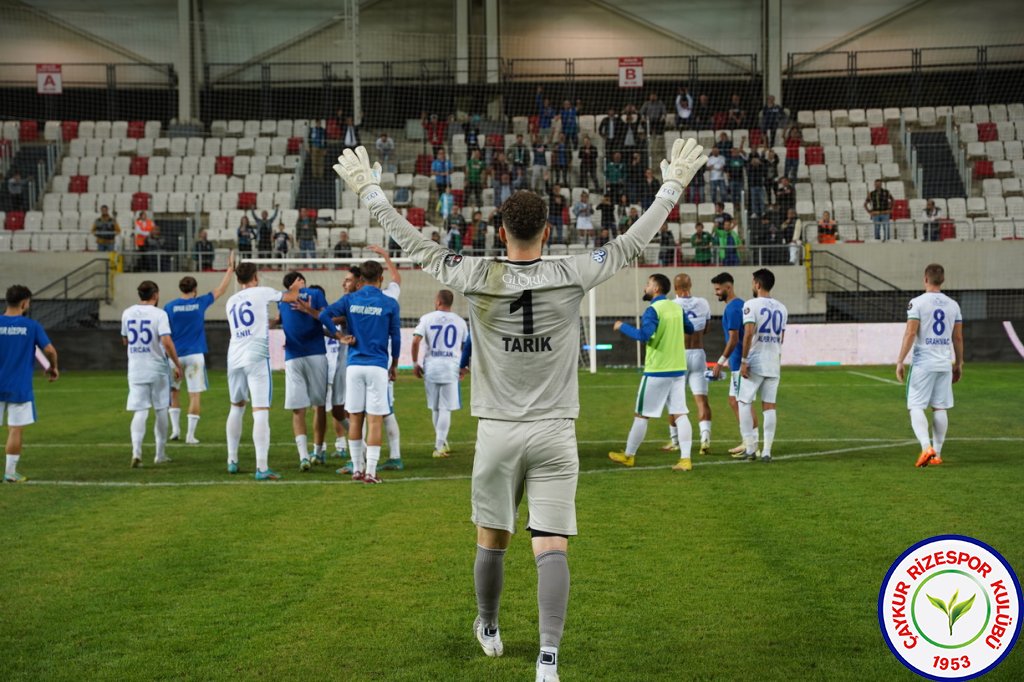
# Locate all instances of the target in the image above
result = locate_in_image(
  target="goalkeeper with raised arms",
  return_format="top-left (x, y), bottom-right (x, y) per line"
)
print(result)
top-left (333, 138), bottom-right (707, 682)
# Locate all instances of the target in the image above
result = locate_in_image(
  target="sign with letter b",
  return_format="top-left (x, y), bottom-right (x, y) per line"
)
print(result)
top-left (618, 57), bottom-right (643, 89)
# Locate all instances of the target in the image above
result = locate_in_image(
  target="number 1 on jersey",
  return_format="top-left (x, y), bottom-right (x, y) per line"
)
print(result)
top-left (510, 290), bottom-right (534, 335)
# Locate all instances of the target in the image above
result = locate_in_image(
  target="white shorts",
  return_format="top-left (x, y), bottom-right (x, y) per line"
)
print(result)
top-left (425, 380), bottom-right (461, 411)
top-left (737, 372), bottom-right (780, 404)
top-left (228, 360), bottom-right (273, 409)
top-left (284, 355), bottom-right (329, 410)
top-left (326, 350), bottom-right (347, 409)
top-left (634, 375), bottom-right (688, 418)
top-left (686, 349), bottom-right (709, 396)
top-left (728, 371), bottom-right (741, 398)
top-left (906, 367), bottom-right (954, 410)
top-left (345, 365), bottom-right (390, 416)
top-left (127, 374), bottom-right (172, 411)
top-left (388, 380), bottom-right (395, 415)
top-left (0, 401), bottom-right (35, 427)
top-left (171, 354), bottom-right (208, 394)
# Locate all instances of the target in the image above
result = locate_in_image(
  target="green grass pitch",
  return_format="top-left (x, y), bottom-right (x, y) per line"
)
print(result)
top-left (1, 364), bottom-right (1022, 681)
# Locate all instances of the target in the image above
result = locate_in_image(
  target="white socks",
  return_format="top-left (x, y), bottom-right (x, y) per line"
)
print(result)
top-left (384, 413), bottom-right (401, 459)
top-left (186, 414), bottom-right (200, 441)
top-left (349, 439), bottom-right (366, 473)
top-left (295, 434), bottom-right (308, 461)
top-left (676, 416), bottom-right (693, 459)
top-left (699, 420), bottom-right (711, 442)
top-left (738, 401), bottom-right (757, 454)
top-left (5, 454), bottom-right (19, 476)
top-left (168, 407), bottom-right (181, 437)
top-left (910, 408), bottom-right (931, 451)
top-left (131, 410), bottom-right (148, 458)
top-left (253, 409), bottom-right (270, 471)
top-left (154, 408), bottom-right (168, 460)
top-left (625, 417), bottom-right (648, 455)
top-left (334, 436), bottom-right (347, 453)
top-left (434, 409), bottom-right (451, 451)
top-left (226, 405), bottom-right (245, 463)
top-left (932, 410), bottom-right (948, 454)
top-left (762, 409), bottom-right (777, 457)
top-left (366, 444), bottom-right (381, 477)
top-left (669, 424), bottom-right (678, 445)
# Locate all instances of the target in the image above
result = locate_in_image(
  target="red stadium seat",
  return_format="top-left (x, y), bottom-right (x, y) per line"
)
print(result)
top-left (485, 134), bottom-right (504, 150)
top-left (129, 156), bottom-right (149, 176)
top-left (237, 192), bottom-right (257, 209)
top-left (4, 211), bottom-right (25, 231)
top-left (127, 121), bottom-right (145, 139)
top-left (415, 154), bottom-right (433, 176)
top-left (19, 120), bottom-right (38, 142)
top-left (215, 156), bottom-right (234, 175)
top-left (712, 112), bottom-right (728, 130)
top-left (287, 136), bottom-right (302, 154)
top-left (131, 193), bottom-right (150, 211)
top-left (892, 199), bottom-right (910, 219)
top-left (667, 205), bottom-right (680, 222)
top-left (528, 116), bottom-right (540, 135)
top-left (407, 207), bottom-right (426, 227)
top-left (0, 139), bottom-right (12, 157)
top-left (977, 122), bottom-right (998, 142)
top-left (747, 128), bottom-right (763, 147)
top-left (69, 175), bottom-right (89, 193)
top-left (326, 119), bottom-right (342, 140)
top-left (870, 127), bottom-right (889, 145)
top-left (61, 120), bottom-right (79, 141)
top-left (451, 189), bottom-right (464, 208)
top-left (804, 146), bottom-right (825, 165)
top-left (939, 219), bottom-right (957, 241)
top-left (973, 160), bottom-right (994, 179)
top-left (300, 208), bottom-right (317, 220)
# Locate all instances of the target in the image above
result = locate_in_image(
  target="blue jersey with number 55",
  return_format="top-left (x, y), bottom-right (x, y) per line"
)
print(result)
top-left (908, 292), bottom-right (961, 372)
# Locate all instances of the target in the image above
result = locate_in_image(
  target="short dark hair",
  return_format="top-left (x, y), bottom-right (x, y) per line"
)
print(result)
top-left (282, 271), bottom-right (305, 289)
top-left (500, 191), bottom-right (547, 242)
top-left (650, 274), bottom-right (671, 295)
top-left (438, 289), bottom-right (454, 307)
top-left (925, 263), bottom-right (945, 285)
top-left (753, 268), bottom-right (775, 292)
top-left (236, 262), bottom-right (258, 284)
top-left (360, 260), bottom-right (383, 284)
top-left (178, 276), bottom-right (197, 294)
top-left (711, 272), bottom-right (734, 285)
top-left (308, 284), bottom-right (325, 295)
top-left (5, 284), bottom-right (32, 307)
top-left (138, 280), bottom-right (159, 300)
top-left (348, 265), bottom-right (361, 279)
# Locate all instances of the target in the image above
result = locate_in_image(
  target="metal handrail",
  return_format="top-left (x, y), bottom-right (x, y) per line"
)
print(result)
top-left (33, 258), bottom-right (112, 303)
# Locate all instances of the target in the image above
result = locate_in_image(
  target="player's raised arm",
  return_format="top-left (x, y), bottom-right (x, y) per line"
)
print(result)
top-left (212, 251), bottom-right (236, 300)
top-left (367, 244), bottom-right (401, 287)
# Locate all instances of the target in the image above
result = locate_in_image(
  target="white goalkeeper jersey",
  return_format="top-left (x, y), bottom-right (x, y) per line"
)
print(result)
top-left (742, 296), bottom-right (788, 378)
top-left (121, 304), bottom-right (172, 383)
top-left (225, 286), bottom-right (283, 369)
top-left (369, 189), bottom-right (679, 421)
top-left (415, 310), bottom-right (469, 384)
top-left (908, 291), bottom-right (961, 372)
top-left (674, 295), bottom-right (711, 333)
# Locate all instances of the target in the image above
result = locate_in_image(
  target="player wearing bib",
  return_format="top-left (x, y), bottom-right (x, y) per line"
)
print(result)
top-left (122, 281), bottom-right (183, 468)
top-left (669, 273), bottom-right (713, 454)
top-left (319, 259), bottom-right (400, 483)
top-left (164, 267), bottom-right (233, 444)
top-left (1, 285), bottom-right (60, 483)
top-left (412, 290), bottom-right (470, 459)
top-left (711, 272), bottom-right (756, 455)
top-left (896, 263), bottom-right (964, 468)
top-left (609, 274), bottom-right (694, 471)
top-left (224, 262), bottom-right (301, 480)
top-left (332, 138), bottom-right (706, 681)
top-left (738, 269), bottom-right (788, 462)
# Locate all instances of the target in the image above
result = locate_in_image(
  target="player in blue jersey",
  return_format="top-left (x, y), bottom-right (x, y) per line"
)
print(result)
top-left (0, 285), bottom-right (59, 483)
top-left (319, 260), bottom-right (400, 484)
top-left (164, 263), bottom-right (234, 444)
top-left (710, 272), bottom-right (757, 456)
top-left (279, 271), bottom-right (333, 470)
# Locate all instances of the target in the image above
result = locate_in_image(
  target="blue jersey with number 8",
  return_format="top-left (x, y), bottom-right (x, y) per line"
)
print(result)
top-left (908, 292), bottom-right (961, 372)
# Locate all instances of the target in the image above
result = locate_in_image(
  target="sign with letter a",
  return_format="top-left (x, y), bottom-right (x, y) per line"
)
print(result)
top-left (37, 64), bottom-right (63, 95)
top-left (618, 57), bottom-right (643, 89)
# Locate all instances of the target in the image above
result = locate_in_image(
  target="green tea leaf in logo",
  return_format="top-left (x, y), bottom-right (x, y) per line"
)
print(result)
top-left (927, 594), bottom-right (949, 616)
top-left (949, 593), bottom-right (976, 635)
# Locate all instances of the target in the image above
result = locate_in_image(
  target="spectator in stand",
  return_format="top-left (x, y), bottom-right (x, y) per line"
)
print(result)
top-left (657, 223), bottom-right (677, 266)
top-left (309, 120), bottom-right (326, 180)
top-left (759, 95), bottom-right (785, 147)
top-left (782, 208), bottom-right (804, 265)
top-left (547, 184), bottom-right (567, 245)
top-left (466, 148), bottom-right (484, 208)
top-left (340, 116), bottom-right (360, 152)
top-left (921, 199), bottom-right (943, 242)
top-left (687, 160), bottom-right (706, 204)
top-left (726, 147), bottom-right (747, 208)
top-left (763, 148), bottom-right (780, 203)
top-left (727, 94), bottom-right (746, 128)
top-left (747, 154), bottom-right (767, 219)
top-left (375, 132), bottom-right (395, 167)
top-left (422, 113), bottom-right (448, 157)
top-left (674, 87), bottom-right (694, 130)
top-left (707, 147), bottom-right (727, 205)
top-left (716, 132), bottom-right (733, 156)
top-left (622, 205), bottom-right (640, 234)
top-left (620, 105), bottom-right (641, 154)
top-left (865, 179), bottom-right (894, 241)
top-left (470, 210), bottom-right (488, 255)
top-left (559, 99), bottom-right (579, 149)
top-left (7, 171), bottom-right (26, 210)
top-left (551, 133), bottom-right (569, 186)
top-left (92, 205), bottom-right (121, 252)
top-left (605, 151), bottom-right (625, 199)
top-left (640, 91), bottom-right (667, 136)
top-left (692, 94), bottom-right (713, 129)
top-left (443, 210), bottom-right (464, 254)
top-left (508, 133), bottom-right (530, 172)
top-left (296, 214), bottom-right (317, 261)
top-left (488, 151), bottom-right (509, 190)
top-left (430, 231), bottom-right (441, 244)
top-left (816, 210), bottom-right (838, 244)
top-left (273, 222), bottom-right (293, 260)
top-left (536, 88), bottom-right (556, 142)
top-left (142, 225), bottom-right (167, 272)
top-left (783, 126), bottom-right (801, 181)
top-left (577, 135), bottom-right (599, 191)
top-left (194, 229), bottom-right (214, 271)
top-left (530, 134), bottom-right (548, 191)
top-left (494, 172), bottom-right (514, 207)
top-left (626, 151), bottom-right (645, 204)
top-left (775, 177), bottom-right (795, 217)
top-left (432, 149), bottom-right (452, 193)
top-left (615, 193), bottom-right (631, 230)
top-left (237, 215), bottom-right (256, 258)
top-left (463, 117), bottom-right (482, 156)
top-left (690, 222), bottom-right (714, 265)
top-left (437, 187), bottom-right (456, 224)
top-left (598, 194), bottom-right (617, 237)
top-left (714, 216), bottom-right (742, 266)
top-left (251, 206), bottom-right (279, 259)
top-left (333, 231), bottom-right (353, 260)
top-left (594, 227), bottom-right (611, 248)
top-left (598, 107), bottom-right (621, 155)
top-left (639, 168), bottom-right (659, 211)
top-left (133, 211), bottom-right (156, 251)
top-left (573, 191), bottom-right (595, 246)
top-left (512, 166), bottom-right (530, 191)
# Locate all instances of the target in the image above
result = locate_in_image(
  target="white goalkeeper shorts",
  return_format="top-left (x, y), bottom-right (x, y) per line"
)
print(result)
top-left (634, 374), bottom-right (688, 419)
top-left (686, 349), bottom-right (709, 396)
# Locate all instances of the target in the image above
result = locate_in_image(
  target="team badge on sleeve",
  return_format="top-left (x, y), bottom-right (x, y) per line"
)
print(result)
top-left (591, 249), bottom-right (607, 263)
top-left (443, 253), bottom-right (464, 267)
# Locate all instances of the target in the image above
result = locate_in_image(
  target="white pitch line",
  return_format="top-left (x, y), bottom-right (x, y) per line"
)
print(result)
top-left (846, 370), bottom-right (903, 386)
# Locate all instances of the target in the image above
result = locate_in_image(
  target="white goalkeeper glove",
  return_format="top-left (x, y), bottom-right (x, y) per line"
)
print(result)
top-left (333, 146), bottom-right (386, 207)
top-left (656, 137), bottom-right (708, 204)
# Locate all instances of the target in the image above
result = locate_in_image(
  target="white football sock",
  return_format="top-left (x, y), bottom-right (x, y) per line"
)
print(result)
top-left (314, 442), bottom-right (325, 455)
top-left (384, 413), bottom-right (401, 459)
top-left (738, 402), bottom-right (757, 454)
top-left (699, 420), bottom-right (711, 441)
top-left (131, 410), bottom-right (148, 458)
top-left (625, 417), bottom-right (648, 455)
top-left (253, 410), bottom-right (270, 472)
top-left (762, 409), bottom-right (777, 457)
top-left (295, 435), bottom-right (308, 461)
top-left (335, 436), bottom-right (347, 452)
top-left (5, 454), bottom-right (19, 476)
top-left (349, 439), bottom-right (366, 473)
top-left (365, 445), bottom-right (381, 477)
top-left (932, 410), bottom-right (948, 454)
top-left (432, 409), bottom-right (440, 429)
top-left (226, 405), bottom-right (244, 463)
top-left (676, 416), bottom-right (693, 459)
top-left (435, 410), bottom-right (451, 451)
top-left (669, 424), bottom-right (678, 445)
top-left (186, 414), bottom-right (200, 440)
top-left (154, 408), bottom-right (168, 460)
top-left (909, 408), bottom-right (931, 451)
top-left (168, 407), bottom-right (181, 437)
